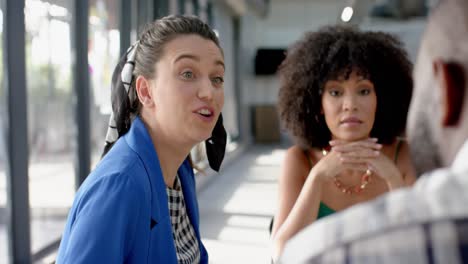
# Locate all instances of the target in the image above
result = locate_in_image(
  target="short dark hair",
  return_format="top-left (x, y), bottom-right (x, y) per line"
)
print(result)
top-left (277, 25), bottom-right (413, 149)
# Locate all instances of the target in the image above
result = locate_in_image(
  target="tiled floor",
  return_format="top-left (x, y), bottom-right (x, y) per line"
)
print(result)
top-left (199, 144), bottom-right (286, 264)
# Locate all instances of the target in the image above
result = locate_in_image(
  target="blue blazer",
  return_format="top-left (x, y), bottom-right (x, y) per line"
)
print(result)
top-left (56, 116), bottom-right (208, 263)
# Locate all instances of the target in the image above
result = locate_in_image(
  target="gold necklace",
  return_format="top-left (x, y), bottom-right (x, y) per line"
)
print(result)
top-left (322, 148), bottom-right (372, 195)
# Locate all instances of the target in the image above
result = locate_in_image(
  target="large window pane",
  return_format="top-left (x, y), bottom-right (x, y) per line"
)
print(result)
top-left (25, 0), bottom-right (75, 254)
top-left (0, 2), bottom-right (8, 263)
top-left (89, 0), bottom-right (120, 168)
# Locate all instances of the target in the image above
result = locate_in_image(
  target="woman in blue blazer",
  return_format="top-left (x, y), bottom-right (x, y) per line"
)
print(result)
top-left (57, 15), bottom-right (227, 263)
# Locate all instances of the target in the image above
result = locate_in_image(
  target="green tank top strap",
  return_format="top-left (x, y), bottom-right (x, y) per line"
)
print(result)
top-left (393, 137), bottom-right (404, 163)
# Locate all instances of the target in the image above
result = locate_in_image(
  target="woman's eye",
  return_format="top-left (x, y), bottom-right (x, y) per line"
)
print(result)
top-left (212, 76), bottom-right (224, 85)
top-left (359, 88), bottom-right (371, 95)
top-left (181, 71), bottom-right (194, 79)
top-left (329, 90), bottom-right (341, 96)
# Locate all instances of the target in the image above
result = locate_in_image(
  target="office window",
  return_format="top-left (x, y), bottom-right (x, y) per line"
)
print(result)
top-left (185, 1), bottom-right (194, 15)
top-left (25, 0), bottom-right (75, 254)
top-left (173, 0), bottom-right (185, 14)
top-left (198, 0), bottom-right (208, 22)
top-left (88, 0), bottom-right (120, 168)
top-left (0, 1), bottom-right (8, 262)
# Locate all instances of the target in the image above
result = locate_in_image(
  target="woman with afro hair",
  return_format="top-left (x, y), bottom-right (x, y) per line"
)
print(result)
top-left (271, 25), bottom-right (417, 258)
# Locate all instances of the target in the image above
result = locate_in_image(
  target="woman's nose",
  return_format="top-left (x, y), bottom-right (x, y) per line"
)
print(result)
top-left (197, 79), bottom-right (214, 101)
top-left (342, 95), bottom-right (358, 111)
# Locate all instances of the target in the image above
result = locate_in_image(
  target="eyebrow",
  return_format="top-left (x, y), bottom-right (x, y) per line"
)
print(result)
top-left (356, 79), bottom-right (372, 85)
top-left (356, 76), bottom-right (370, 82)
top-left (174, 53), bottom-right (225, 69)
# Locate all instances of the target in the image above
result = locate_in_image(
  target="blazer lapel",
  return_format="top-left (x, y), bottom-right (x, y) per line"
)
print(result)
top-left (124, 117), bottom-right (169, 224)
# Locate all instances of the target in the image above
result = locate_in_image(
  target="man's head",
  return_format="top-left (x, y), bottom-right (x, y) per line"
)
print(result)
top-left (408, 0), bottom-right (468, 175)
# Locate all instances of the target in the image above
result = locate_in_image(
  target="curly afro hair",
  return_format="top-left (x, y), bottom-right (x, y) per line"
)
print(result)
top-left (277, 25), bottom-right (413, 149)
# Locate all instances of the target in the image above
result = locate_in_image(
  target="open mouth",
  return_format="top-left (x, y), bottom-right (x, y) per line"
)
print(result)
top-left (196, 108), bottom-right (214, 118)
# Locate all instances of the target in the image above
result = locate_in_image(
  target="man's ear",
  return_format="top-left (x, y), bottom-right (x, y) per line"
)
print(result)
top-left (433, 60), bottom-right (466, 127)
top-left (135, 76), bottom-right (154, 107)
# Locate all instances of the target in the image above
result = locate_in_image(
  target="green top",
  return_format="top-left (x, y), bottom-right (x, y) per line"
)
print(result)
top-left (317, 202), bottom-right (335, 219)
top-left (306, 138), bottom-right (404, 220)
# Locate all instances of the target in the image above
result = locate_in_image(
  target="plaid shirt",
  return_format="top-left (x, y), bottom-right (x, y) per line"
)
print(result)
top-left (279, 140), bottom-right (468, 264)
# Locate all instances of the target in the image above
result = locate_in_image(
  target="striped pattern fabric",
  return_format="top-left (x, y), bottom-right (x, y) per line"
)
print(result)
top-left (167, 175), bottom-right (201, 264)
top-left (280, 140), bottom-right (468, 264)
top-left (104, 42), bottom-right (138, 145)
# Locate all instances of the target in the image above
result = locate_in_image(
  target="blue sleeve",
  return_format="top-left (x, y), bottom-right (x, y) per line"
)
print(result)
top-left (56, 172), bottom-right (142, 263)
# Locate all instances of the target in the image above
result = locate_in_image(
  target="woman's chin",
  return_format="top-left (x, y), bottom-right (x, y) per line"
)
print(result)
top-left (190, 132), bottom-right (213, 145)
top-left (334, 133), bottom-right (370, 142)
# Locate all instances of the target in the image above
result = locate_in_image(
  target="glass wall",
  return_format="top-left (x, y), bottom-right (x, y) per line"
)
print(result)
top-left (88, 0), bottom-right (120, 168)
top-left (25, 0), bottom-right (75, 254)
top-left (169, 0), bottom-right (178, 14)
top-left (185, 0), bottom-right (194, 15)
top-left (0, 1), bottom-right (8, 262)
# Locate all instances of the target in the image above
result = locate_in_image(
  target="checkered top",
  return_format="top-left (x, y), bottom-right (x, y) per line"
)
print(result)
top-left (166, 175), bottom-right (200, 264)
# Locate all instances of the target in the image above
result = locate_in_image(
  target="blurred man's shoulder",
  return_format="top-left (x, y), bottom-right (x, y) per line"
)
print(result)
top-left (280, 163), bottom-right (468, 263)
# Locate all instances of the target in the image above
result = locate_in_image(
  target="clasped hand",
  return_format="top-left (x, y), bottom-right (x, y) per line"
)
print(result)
top-left (311, 138), bottom-right (404, 189)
